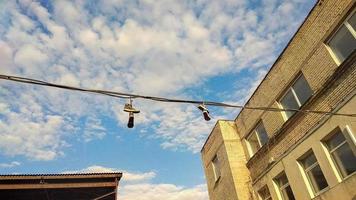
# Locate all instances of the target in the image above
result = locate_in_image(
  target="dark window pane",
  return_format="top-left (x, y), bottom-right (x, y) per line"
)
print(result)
top-left (301, 152), bottom-right (329, 193)
top-left (258, 186), bottom-right (271, 200)
top-left (284, 185), bottom-right (295, 200)
top-left (256, 123), bottom-right (268, 146)
top-left (248, 133), bottom-right (260, 155)
top-left (293, 75), bottom-right (313, 105)
top-left (280, 89), bottom-right (299, 119)
top-left (348, 12), bottom-right (356, 30)
top-left (302, 153), bottom-right (317, 169)
top-left (277, 173), bottom-right (289, 187)
top-left (308, 165), bottom-right (328, 192)
top-left (276, 173), bottom-right (295, 200)
top-left (326, 131), bottom-right (346, 150)
top-left (329, 25), bottom-right (356, 63)
top-left (332, 143), bottom-right (356, 177)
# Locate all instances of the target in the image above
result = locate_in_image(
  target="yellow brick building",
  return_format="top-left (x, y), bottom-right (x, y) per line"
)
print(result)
top-left (201, 0), bottom-right (356, 199)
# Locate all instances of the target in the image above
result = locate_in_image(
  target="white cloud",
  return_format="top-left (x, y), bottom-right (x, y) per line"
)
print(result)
top-left (0, 161), bottom-right (21, 168)
top-left (0, 41), bottom-right (13, 73)
top-left (82, 116), bottom-right (106, 142)
top-left (53, 1), bottom-right (81, 27)
top-left (233, 68), bottom-right (269, 105)
top-left (61, 165), bottom-right (208, 200)
top-left (0, 112), bottom-right (65, 161)
top-left (62, 165), bottom-right (156, 183)
top-left (154, 104), bottom-right (217, 153)
top-left (0, 0), bottom-right (314, 159)
top-left (120, 183), bottom-right (208, 200)
top-left (14, 44), bottom-right (49, 70)
top-left (11, 11), bottom-right (35, 31)
top-left (0, 88), bottom-right (69, 161)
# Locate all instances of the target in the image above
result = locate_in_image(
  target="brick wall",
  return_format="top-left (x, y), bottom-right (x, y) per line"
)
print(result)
top-left (234, 0), bottom-right (355, 182)
top-left (201, 121), bottom-right (253, 200)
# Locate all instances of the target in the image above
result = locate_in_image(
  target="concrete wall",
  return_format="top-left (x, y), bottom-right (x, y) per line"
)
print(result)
top-left (253, 96), bottom-right (356, 200)
top-left (201, 121), bottom-right (253, 200)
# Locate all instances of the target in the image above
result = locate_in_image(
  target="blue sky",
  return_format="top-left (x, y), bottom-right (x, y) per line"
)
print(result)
top-left (0, 0), bottom-right (315, 199)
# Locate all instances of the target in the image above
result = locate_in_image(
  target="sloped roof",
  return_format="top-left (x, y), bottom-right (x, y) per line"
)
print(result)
top-left (0, 172), bottom-right (122, 200)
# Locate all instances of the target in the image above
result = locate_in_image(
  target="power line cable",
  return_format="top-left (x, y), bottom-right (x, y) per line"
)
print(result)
top-left (0, 74), bottom-right (355, 117)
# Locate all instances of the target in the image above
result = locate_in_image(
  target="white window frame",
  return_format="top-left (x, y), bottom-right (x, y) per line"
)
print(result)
top-left (280, 87), bottom-right (301, 120)
top-left (325, 9), bottom-right (356, 65)
top-left (255, 121), bottom-right (269, 146)
top-left (212, 155), bottom-right (221, 182)
top-left (246, 121), bottom-right (268, 158)
top-left (322, 126), bottom-right (356, 181)
top-left (298, 151), bottom-right (329, 196)
top-left (279, 74), bottom-right (312, 121)
top-left (274, 172), bottom-right (295, 200)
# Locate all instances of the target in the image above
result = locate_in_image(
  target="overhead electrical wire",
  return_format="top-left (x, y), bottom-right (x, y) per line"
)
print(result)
top-left (0, 74), bottom-right (355, 118)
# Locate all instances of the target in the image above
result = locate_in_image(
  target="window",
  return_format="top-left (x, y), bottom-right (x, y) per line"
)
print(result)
top-left (246, 121), bottom-right (269, 157)
top-left (299, 151), bottom-right (328, 194)
top-left (279, 74), bottom-right (313, 120)
top-left (327, 11), bottom-right (356, 64)
top-left (324, 129), bottom-right (356, 178)
top-left (212, 155), bottom-right (221, 182)
top-left (258, 185), bottom-right (272, 200)
top-left (275, 172), bottom-right (295, 200)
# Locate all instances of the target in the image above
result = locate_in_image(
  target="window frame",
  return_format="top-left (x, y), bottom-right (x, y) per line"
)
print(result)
top-left (322, 126), bottom-right (356, 180)
top-left (278, 73), bottom-right (313, 121)
top-left (211, 155), bottom-right (221, 182)
top-left (298, 151), bottom-right (329, 196)
top-left (246, 121), bottom-right (269, 158)
top-left (274, 172), bottom-right (295, 200)
top-left (325, 9), bottom-right (356, 65)
top-left (258, 185), bottom-right (272, 200)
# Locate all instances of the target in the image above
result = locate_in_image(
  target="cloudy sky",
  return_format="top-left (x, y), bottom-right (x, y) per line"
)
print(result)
top-left (0, 0), bottom-right (315, 199)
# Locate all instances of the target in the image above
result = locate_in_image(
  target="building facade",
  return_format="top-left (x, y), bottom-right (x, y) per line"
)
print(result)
top-left (201, 120), bottom-right (253, 200)
top-left (0, 173), bottom-right (122, 200)
top-left (201, 0), bottom-right (356, 199)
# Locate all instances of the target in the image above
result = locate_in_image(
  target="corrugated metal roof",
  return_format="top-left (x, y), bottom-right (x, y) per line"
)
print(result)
top-left (0, 173), bottom-right (121, 200)
top-left (0, 172), bottom-right (122, 176)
